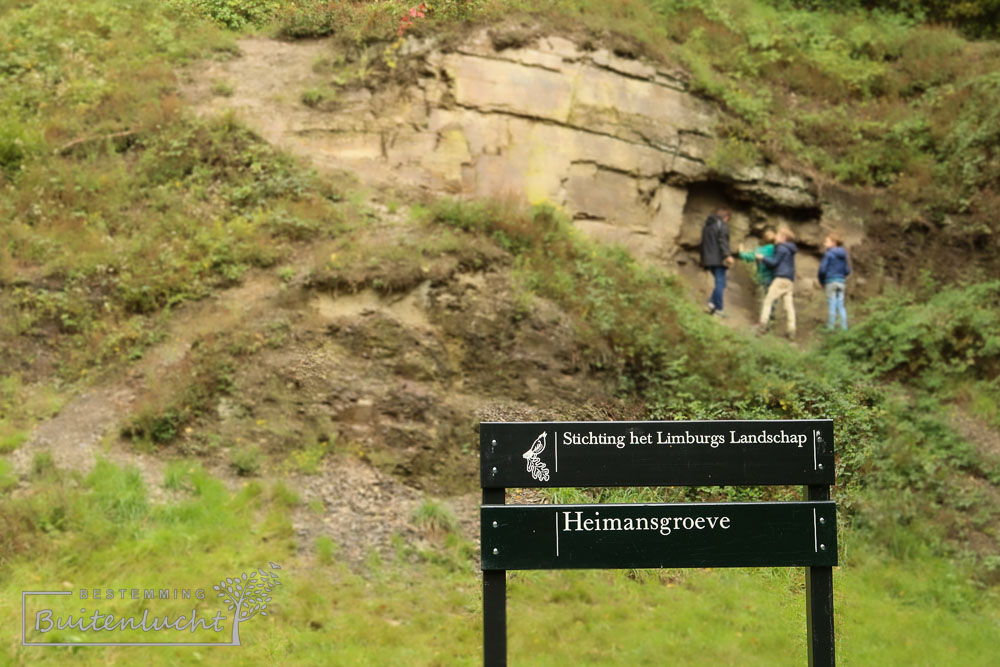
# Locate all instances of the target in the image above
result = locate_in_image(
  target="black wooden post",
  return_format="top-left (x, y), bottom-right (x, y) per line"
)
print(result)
top-left (805, 483), bottom-right (835, 667)
top-left (483, 486), bottom-right (506, 667)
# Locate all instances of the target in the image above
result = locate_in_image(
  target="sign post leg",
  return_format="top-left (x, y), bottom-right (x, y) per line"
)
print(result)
top-left (483, 487), bottom-right (506, 667)
top-left (806, 484), bottom-right (835, 667)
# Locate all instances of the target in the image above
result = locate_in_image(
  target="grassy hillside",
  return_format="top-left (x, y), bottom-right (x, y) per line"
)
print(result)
top-left (2, 0), bottom-right (1000, 664)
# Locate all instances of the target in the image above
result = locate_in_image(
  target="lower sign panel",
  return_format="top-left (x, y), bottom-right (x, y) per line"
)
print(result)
top-left (482, 501), bottom-right (837, 570)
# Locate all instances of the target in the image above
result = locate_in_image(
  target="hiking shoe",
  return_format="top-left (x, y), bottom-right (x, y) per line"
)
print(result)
top-left (705, 302), bottom-right (717, 314)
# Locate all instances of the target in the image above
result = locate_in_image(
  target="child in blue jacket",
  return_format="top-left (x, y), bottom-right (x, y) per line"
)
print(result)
top-left (818, 234), bottom-right (850, 331)
top-left (757, 228), bottom-right (798, 337)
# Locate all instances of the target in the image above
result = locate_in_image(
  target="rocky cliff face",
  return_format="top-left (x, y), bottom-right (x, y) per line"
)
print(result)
top-left (186, 30), bottom-right (870, 320)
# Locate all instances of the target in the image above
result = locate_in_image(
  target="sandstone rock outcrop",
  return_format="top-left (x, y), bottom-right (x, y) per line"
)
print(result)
top-left (186, 31), bottom-right (827, 266)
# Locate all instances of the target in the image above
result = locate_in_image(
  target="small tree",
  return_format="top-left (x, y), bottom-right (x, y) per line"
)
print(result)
top-left (214, 566), bottom-right (282, 645)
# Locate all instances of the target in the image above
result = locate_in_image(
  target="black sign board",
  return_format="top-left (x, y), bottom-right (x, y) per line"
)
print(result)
top-left (481, 420), bottom-right (834, 488)
top-left (482, 501), bottom-right (837, 570)
top-left (479, 419), bottom-right (838, 667)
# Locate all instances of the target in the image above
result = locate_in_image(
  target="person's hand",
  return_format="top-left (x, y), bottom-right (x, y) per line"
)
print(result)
top-left (754, 254), bottom-right (763, 261)
top-left (724, 256), bottom-right (735, 267)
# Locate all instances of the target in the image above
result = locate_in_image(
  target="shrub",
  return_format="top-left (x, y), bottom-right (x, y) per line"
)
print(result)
top-left (275, 2), bottom-right (349, 39)
top-left (169, 0), bottom-right (283, 30)
top-left (230, 445), bottom-right (262, 476)
top-left (211, 81), bottom-right (235, 97)
top-left (300, 88), bottom-right (325, 107)
top-left (826, 281), bottom-right (1000, 386)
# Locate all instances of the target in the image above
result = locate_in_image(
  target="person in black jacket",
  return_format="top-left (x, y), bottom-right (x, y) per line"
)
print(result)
top-left (757, 227), bottom-right (798, 337)
top-left (700, 208), bottom-right (734, 315)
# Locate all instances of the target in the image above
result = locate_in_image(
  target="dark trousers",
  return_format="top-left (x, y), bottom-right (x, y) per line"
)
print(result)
top-left (709, 266), bottom-right (728, 312)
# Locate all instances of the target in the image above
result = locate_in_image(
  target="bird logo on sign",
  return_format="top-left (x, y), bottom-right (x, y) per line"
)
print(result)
top-left (522, 432), bottom-right (550, 482)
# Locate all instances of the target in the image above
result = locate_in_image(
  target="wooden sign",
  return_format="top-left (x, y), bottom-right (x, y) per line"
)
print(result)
top-left (479, 419), bottom-right (839, 666)
top-left (481, 420), bottom-right (834, 488)
top-left (482, 501), bottom-right (838, 570)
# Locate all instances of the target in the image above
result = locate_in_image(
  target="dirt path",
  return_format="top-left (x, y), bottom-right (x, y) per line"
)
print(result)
top-left (11, 242), bottom-right (494, 562)
top-left (10, 271), bottom-right (282, 495)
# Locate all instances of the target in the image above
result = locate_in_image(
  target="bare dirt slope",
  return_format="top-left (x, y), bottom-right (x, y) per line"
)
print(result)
top-left (14, 210), bottom-right (615, 561)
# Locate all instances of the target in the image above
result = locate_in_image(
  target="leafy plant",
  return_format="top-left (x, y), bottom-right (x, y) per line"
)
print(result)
top-left (826, 281), bottom-right (1000, 386)
top-left (211, 81), bottom-right (235, 96)
top-left (230, 445), bottom-right (262, 476)
top-left (169, 0), bottom-right (283, 30)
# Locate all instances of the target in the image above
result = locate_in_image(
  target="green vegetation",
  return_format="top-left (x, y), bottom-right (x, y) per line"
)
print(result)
top-left (768, 0), bottom-right (1000, 38)
top-left (424, 198), bottom-right (1000, 577)
top-left (827, 280), bottom-right (1000, 390)
top-left (412, 498), bottom-right (459, 535)
top-left (284, 435), bottom-right (333, 474)
top-left (3, 0), bottom-right (1000, 664)
top-left (1, 460), bottom-right (997, 664)
top-left (299, 87), bottom-right (328, 108)
top-left (211, 80), bottom-right (235, 97)
top-left (0, 0), bottom-right (348, 387)
top-left (231, 443), bottom-right (263, 476)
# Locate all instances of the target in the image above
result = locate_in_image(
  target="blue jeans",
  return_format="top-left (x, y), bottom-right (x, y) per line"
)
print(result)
top-left (825, 281), bottom-right (847, 330)
top-left (709, 266), bottom-right (728, 312)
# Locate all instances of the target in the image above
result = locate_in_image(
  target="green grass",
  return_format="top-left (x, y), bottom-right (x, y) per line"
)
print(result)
top-left (0, 0), bottom-right (350, 382)
top-left (2, 463), bottom-right (998, 665)
top-left (2, 1), bottom-right (1000, 664)
top-left (411, 498), bottom-right (459, 535)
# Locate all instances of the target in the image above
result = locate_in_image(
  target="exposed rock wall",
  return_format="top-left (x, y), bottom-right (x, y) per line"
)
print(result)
top-left (187, 33), bottom-right (828, 261)
top-left (185, 32), bottom-right (876, 326)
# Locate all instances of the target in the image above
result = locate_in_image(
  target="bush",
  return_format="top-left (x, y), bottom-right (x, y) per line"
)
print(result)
top-left (300, 88), bottom-right (329, 108)
top-left (230, 445), bottom-right (262, 476)
top-left (169, 0), bottom-right (283, 30)
top-left (826, 281), bottom-right (1000, 386)
top-left (275, 2), bottom-right (349, 39)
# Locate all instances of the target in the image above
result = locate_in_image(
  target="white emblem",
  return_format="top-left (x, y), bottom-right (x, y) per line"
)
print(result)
top-left (522, 432), bottom-right (550, 482)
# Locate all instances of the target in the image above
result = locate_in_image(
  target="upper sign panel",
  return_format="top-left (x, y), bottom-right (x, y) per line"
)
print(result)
top-left (480, 420), bottom-right (835, 488)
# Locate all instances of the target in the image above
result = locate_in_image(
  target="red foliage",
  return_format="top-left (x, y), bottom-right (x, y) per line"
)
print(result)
top-left (398, 3), bottom-right (428, 36)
